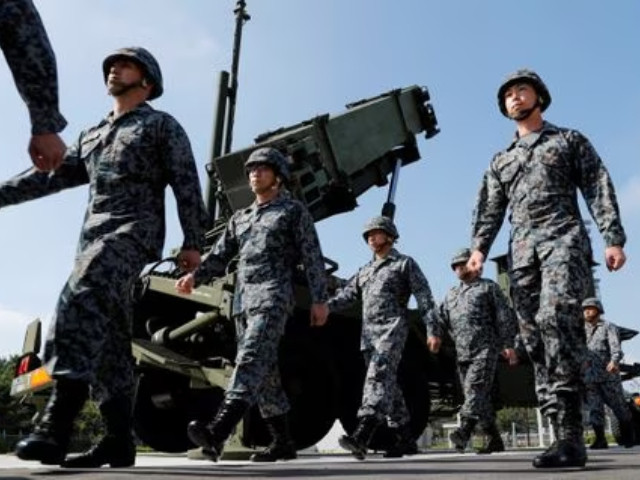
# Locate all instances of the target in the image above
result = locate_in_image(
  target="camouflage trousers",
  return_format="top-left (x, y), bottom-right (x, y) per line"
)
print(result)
top-left (44, 238), bottom-right (150, 402)
top-left (226, 308), bottom-right (290, 419)
top-left (358, 329), bottom-right (407, 422)
top-left (457, 354), bottom-right (499, 429)
top-left (510, 253), bottom-right (592, 419)
top-left (585, 381), bottom-right (631, 427)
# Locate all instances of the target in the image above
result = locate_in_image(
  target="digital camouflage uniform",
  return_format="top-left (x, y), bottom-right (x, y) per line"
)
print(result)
top-left (471, 120), bottom-right (626, 446)
top-left (0, 103), bottom-right (208, 401)
top-left (0, 0), bottom-right (66, 135)
top-left (584, 319), bottom-right (631, 428)
top-left (193, 190), bottom-right (328, 419)
top-left (327, 248), bottom-right (439, 424)
top-left (439, 277), bottom-right (517, 430)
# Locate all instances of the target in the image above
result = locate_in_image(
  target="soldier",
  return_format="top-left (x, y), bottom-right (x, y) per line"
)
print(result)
top-left (437, 248), bottom-right (518, 454)
top-left (582, 297), bottom-right (634, 449)
top-left (176, 147), bottom-right (329, 463)
top-left (0, 0), bottom-right (67, 170)
top-left (467, 69), bottom-right (627, 468)
top-left (0, 47), bottom-right (208, 467)
top-left (326, 216), bottom-right (441, 460)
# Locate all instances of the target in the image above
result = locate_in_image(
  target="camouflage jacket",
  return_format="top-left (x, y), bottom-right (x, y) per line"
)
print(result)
top-left (193, 191), bottom-right (328, 315)
top-left (0, 103), bottom-right (208, 258)
top-left (327, 248), bottom-right (440, 349)
top-left (0, 0), bottom-right (66, 134)
top-left (584, 319), bottom-right (624, 384)
top-left (438, 277), bottom-right (517, 361)
top-left (471, 121), bottom-right (626, 269)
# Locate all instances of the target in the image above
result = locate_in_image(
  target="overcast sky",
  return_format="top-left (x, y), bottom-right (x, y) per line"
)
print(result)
top-left (1, 1), bottom-right (639, 385)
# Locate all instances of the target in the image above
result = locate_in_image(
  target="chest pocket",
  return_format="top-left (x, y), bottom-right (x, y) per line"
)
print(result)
top-left (493, 153), bottom-right (522, 184)
top-left (79, 132), bottom-right (103, 160)
top-left (235, 218), bottom-right (253, 245)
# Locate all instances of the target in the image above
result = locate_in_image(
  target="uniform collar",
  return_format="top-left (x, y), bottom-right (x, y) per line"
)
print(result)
top-left (106, 102), bottom-right (152, 124)
top-left (506, 121), bottom-right (560, 151)
top-left (244, 189), bottom-right (291, 214)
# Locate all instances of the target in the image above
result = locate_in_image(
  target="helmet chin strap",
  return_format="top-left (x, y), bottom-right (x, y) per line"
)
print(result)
top-left (509, 98), bottom-right (541, 121)
top-left (112, 78), bottom-right (148, 97)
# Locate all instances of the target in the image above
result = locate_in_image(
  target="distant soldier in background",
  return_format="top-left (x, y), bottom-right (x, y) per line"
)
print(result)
top-left (1, 46), bottom-right (209, 468)
top-left (582, 297), bottom-right (634, 449)
top-left (0, 0), bottom-right (67, 170)
top-left (177, 147), bottom-right (329, 463)
top-left (327, 216), bottom-right (441, 460)
top-left (467, 69), bottom-right (627, 468)
top-left (437, 248), bottom-right (518, 454)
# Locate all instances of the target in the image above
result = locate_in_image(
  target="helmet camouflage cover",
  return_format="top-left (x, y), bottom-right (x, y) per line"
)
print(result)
top-left (362, 216), bottom-right (399, 242)
top-left (497, 68), bottom-right (551, 117)
top-left (582, 297), bottom-right (604, 314)
top-left (102, 47), bottom-right (164, 100)
top-left (450, 248), bottom-right (471, 269)
top-left (244, 147), bottom-right (291, 182)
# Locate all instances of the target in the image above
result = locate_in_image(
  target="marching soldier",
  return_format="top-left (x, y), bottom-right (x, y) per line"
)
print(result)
top-left (438, 248), bottom-right (518, 454)
top-left (582, 297), bottom-right (634, 449)
top-left (467, 69), bottom-right (627, 468)
top-left (1, 47), bottom-right (209, 467)
top-left (176, 147), bottom-right (329, 463)
top-left (327, 216), bottom-right (441, 460)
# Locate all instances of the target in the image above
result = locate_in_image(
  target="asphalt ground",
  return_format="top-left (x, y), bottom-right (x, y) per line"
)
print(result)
top-left (1, 447), bottom-right (639, 480)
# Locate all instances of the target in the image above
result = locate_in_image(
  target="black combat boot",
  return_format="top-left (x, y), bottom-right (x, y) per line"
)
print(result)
top-left (588, 424), bottom-right (608, 450)
top-left (533, 394), bottom-right (586, 468)
top-left (187, 399), bottom-right (249, 461)
top-left (339, 415), bottom-right (380, 460)
top-left (15, 378), bottom-right (89, 465)
top-left (383, 423), bottom-right (416, 458)
top-left (63, 396), bottom-right (136, 468)
top-left (475, 423), bottom-right (505, 454)
top-left (449, 417), bottom-right (477, 453)
top-left (618, 421), bottom-right (635, 448)
top-left (250, 414), bottom-right (297, 462)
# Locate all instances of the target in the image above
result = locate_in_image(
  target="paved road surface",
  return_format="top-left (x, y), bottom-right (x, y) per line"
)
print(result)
top-left (1, 448), bottom-right (638, 479)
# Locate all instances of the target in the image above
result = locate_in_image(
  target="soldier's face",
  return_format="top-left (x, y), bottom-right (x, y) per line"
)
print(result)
top-left (367, 230), bottom-right (392, 254)
top-left (248, 164), bottom-right (278, 194)
top-left (583, 306), bottom-right (600, 323)
top-left (107, 59), bottom-right (146, 97)
top-left (504, 83), bottom-right (538, 118)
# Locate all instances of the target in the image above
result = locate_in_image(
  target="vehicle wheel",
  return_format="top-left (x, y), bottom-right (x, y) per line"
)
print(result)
top-left (133, 368), bottom-right (224, 453)
top-left (242, 308), bottom-right (340, 450)
top-left (337, 320), bottom-right (431, 452)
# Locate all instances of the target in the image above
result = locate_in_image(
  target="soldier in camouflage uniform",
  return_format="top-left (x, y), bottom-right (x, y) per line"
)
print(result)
top-left (438, 248), bottom-right (518, 454)
top-left (0, 47), bottom-right (208, 468)
top-left (467, 69), bottom-right (628, 468)
top-left (326, 216), bottom-right (441, 460)
top-left (0, 0), bottom-right (67, 170)
top-left (582, 297), bottom-right (633, 449)
top-left (177, 147), bottom-right (329, 463)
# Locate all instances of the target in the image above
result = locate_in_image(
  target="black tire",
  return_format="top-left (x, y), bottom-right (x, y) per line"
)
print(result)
top-left (610, 413), bottom-right (622, 445)
top-left (133, 368), bottom-right (224, 453)
top-left (242, 308), bottom-right (340, 450)
top-left (336, 318), bottom-right (432, 451)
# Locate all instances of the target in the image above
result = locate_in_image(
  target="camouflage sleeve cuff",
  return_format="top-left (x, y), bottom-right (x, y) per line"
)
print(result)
top-left (30, 108), bottom-right (67, 135)
top-left (182, 234), bottom-right (205, 253)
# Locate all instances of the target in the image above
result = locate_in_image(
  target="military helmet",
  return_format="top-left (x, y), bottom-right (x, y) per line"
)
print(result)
top-left (450, 248), bottom-right (471, 269)
top-left (362, 216), bottom-right (399, 242)
top-left (497, 68), bottom-right (551, 117)
top-left (102, 47), bottom-right (163, 100)
top-left (244, 147), bottom-right (291, 182)
top-left (582, 297), bottom-right (604, 314)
